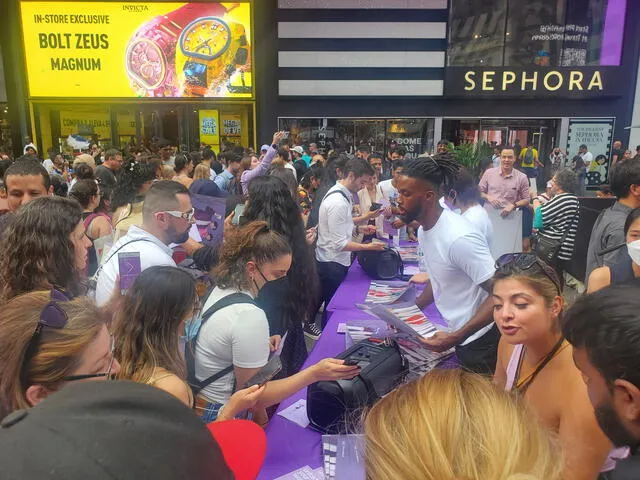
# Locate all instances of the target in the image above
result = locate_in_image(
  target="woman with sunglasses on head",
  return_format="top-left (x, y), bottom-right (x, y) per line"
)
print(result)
top-left (114, 266), bottom-right (264, 418)
top-left (493, 254), bottom-right (614, 480)
top-left (0, 196), bottom-right (93, 302)
top-left (194, 221), bottom-right (359, 424)
top-left (0, 290), bottom-right (119, 419)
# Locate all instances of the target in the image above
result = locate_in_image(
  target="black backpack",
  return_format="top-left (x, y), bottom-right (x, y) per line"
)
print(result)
top-left (357, 247), bottom-right (404, 280)
top-left (186, 292), bottom-right (256, 397)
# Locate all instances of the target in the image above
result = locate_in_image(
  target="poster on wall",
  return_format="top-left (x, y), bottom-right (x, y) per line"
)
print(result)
top-left (20, 2), bottom-right (252, 98)
top-left (566, 119), bottom-right (614, 185)
top-left (199, 109), bottom-right (220, 148)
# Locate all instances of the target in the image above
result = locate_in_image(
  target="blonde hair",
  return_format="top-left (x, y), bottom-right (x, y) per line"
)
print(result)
top-left (161, 165), bottom-right (175, 180)
top-left (73, 153), bottom-right (96, 170)
top-left (364, 369), bottom-right (562, 480)
top-left (0, 292), bottom-right (105, 418)
top-left (193, 163), bottom-right (210, 181)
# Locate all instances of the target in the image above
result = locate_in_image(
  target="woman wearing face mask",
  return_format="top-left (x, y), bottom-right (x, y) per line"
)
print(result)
top-left (493, 254), bottom-right (614, 480)
top-left (0, 196), bottom-right (93, 302)
top-left (445, 168), bottom-right (493, 251)
top-left (194, 221), bottom-right (360, 423)
top-left (244, 176), bottom-right (320, 373)
top-left (114, 266), bottom-right (263, 418)
top-left (0, 290), bottom-right (119, 419)
top-left (587, 208), bottom-right (640, 293)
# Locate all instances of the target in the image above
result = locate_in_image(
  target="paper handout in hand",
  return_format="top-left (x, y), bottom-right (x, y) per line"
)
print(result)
top-left (364, 280), bottom-right (416, 305)
top-left (358, 302), bottom-right (438, 339)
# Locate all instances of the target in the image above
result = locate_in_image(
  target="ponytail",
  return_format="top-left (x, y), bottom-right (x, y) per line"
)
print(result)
top-left (213, 220), bottom-right (291, 290)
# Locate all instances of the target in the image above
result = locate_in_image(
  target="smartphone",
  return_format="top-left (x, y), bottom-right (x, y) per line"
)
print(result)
top-left (343, 358), bottom-right (360, 367)
top-left (245, 355), bottom-right (283, 388)
top-left (370, 202), bottom-right (382, 212)
top-left (118, 252), bottom-right (141, 295)
top-left (232, 204), bottom-right (245, 225)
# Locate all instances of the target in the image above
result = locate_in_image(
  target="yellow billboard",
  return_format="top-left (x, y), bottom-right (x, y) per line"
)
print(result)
top-left (20, 2), bottom-right (252, 98)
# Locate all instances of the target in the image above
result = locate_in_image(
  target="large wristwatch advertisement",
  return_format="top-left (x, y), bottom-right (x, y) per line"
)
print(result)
top-left (126, 3), bottom-right (252, 97)
top-left (20, 2), bottom-right (253, 98)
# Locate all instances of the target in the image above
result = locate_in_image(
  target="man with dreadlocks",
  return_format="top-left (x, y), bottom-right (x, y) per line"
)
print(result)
top-left (397, 155), bottom-right (499, 375)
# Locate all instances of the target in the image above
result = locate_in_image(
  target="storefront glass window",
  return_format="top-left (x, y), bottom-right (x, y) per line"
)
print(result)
top-left (278, 118), bottom-right (435, 157)
top-left (448, 0), bottom-right (625, 67)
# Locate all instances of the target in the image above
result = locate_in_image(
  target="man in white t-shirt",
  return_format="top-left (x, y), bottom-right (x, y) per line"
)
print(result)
top-left (95, 181), bottom-right (194, 305)
top-left (315, 157), bottom-right (385, 326)
top-left (396, 156), bottom-right (499, 375)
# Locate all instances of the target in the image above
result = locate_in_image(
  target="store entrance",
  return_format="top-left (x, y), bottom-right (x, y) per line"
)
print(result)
top-left (442, 118), bottom-right (559, 183)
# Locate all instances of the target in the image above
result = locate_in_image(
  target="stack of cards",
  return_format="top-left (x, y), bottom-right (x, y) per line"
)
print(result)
top-left (322, 434), bottom-right (366, 480)
top-left (395, 245), bottom-right (419, 263)
top-left (364, 281), bottom-right (413, 305)
top-left (344, 318), bottom-right (389, 348)
top-left (396, 336), bottom-right (454, 379)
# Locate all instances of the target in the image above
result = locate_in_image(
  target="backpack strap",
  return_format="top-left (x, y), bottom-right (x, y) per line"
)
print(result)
top-left (187, 293), bottom-right (256, 395)
top-left (322, 188), bottom-right (350, 204)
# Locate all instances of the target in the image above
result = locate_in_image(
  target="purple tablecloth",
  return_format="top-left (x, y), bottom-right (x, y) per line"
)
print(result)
top-left (257, 260), bottom-right (449, 479)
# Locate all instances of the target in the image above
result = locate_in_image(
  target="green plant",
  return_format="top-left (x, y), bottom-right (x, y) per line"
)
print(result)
top-left (453, 141), bottom-right (493, 179)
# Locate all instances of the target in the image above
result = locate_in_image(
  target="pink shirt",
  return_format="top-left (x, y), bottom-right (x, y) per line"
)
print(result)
top-left (479, 167), bottom-right (530, 208)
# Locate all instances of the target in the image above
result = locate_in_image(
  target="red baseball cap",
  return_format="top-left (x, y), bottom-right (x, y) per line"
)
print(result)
top-left (207, 420), bottom-right (267, 480)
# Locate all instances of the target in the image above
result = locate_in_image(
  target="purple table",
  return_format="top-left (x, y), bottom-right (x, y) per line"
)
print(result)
top-left (257, 261), bottom-right (448, 479)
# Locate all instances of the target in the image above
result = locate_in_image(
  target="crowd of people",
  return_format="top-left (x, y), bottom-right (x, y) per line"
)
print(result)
top-left (0, 132), bottom-right (639, 480)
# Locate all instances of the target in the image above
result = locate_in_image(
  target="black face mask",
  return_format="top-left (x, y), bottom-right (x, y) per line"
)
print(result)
top-left (254, 268), bottom-right (290, 327)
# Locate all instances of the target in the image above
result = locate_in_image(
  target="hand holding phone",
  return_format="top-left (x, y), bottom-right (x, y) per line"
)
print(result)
top-left (369, 202), bottom-right (382, 212)
top-left (118, 252), bottom-right (141, 295)
top-left (245, 355), bottom-right (283, 388)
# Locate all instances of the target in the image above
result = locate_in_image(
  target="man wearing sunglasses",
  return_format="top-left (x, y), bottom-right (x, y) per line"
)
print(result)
top-left (95, 181), bottom-right (194, 306)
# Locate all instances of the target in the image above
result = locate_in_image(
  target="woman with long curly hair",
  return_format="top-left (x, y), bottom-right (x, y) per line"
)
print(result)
top-left (111, 158), bottom-right (157, 240)
top-left (243, 175), bottom-right (320, 375)
top-left (0, 196), bottom-right (92, 301)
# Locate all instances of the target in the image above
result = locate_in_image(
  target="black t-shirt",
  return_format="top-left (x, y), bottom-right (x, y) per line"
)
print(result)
top-left (612, 148), bottom-right (624, 162)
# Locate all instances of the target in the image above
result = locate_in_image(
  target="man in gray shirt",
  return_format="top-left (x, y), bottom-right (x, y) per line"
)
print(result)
top-left (586, 158), bottom-right (640, 278)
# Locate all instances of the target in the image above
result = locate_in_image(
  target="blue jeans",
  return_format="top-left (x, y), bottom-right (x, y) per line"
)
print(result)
top-left (198, 399), bottom-right (225, 423)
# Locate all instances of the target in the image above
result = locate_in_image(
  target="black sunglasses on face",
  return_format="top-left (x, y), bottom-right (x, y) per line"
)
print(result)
top-left (495, 253), bottom-right (563, 294)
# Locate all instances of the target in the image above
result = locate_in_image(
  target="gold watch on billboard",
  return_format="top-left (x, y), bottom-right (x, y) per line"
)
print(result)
top-left (178, 17), bottom-right (251, 96)
top-left (125, 3), bottom-right (228, 97)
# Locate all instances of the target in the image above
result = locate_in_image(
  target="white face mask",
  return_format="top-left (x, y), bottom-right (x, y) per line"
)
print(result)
top-left (627, 239), bottom-right (640, 266)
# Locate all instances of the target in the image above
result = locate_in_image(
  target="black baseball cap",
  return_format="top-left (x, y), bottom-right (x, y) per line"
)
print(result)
top-left (0, 381), bottom-right (234, 479)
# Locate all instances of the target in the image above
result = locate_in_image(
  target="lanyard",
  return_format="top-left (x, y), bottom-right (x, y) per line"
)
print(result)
top-left (514, 337), bottom-right (567, 394)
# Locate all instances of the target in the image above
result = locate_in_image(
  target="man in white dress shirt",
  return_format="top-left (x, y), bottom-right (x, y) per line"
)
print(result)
top-left (315, 157), bottom-right (385, 327)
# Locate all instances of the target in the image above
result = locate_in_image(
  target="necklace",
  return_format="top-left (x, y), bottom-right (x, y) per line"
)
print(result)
top-left (514, 337), bottom-right (568, 394)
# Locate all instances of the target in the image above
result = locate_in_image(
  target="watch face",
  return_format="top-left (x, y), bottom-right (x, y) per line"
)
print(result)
top-left (126, 38), bottom-right (167, 90)
top-left (179, 17), bottom-right (232, 61)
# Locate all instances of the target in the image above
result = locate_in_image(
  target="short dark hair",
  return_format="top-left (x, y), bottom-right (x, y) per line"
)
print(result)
top-left (579, 144), bottom-right (588, 149)
top-left (142, 180), bottom-right (189, 221)
top-left (104, 149), bottom-right (121, 162)
top-left (4, 159), bottom-right (50, 190)
top-left (356, 145), bottom-right (371, 153)
top-left (369, 152), bottom-right (382, 161)
top-left (552, 168), bottom-right (578, 194)
top-left (562, 283), bottom-right (640, 388)
top-left (610, 158), bottom-right (640, 199)
top-left (437, 139), bottom-right (449, 146)
top-left (402, 155), bottom-right (461, 191)
top-left (343, 157), bottom-right (374, 179)
top-left (202, 147), bottom-right (215, 161)
top-left (450, 167), bottom-right (480, 204)
top-left (392, 160), bottom-right (404, 171)
top-left (69, 179), bottom-right (99, 208)
top-left (624, 208), bottom-right (640, 235)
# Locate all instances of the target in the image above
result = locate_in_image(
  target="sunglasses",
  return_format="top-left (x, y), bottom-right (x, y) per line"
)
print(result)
top-left (495, 253), bottom-right (563, 294)
top-left (161, 208), bottom-right (195, 222)
top-left (20, 290), bottom-right (115, 385)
